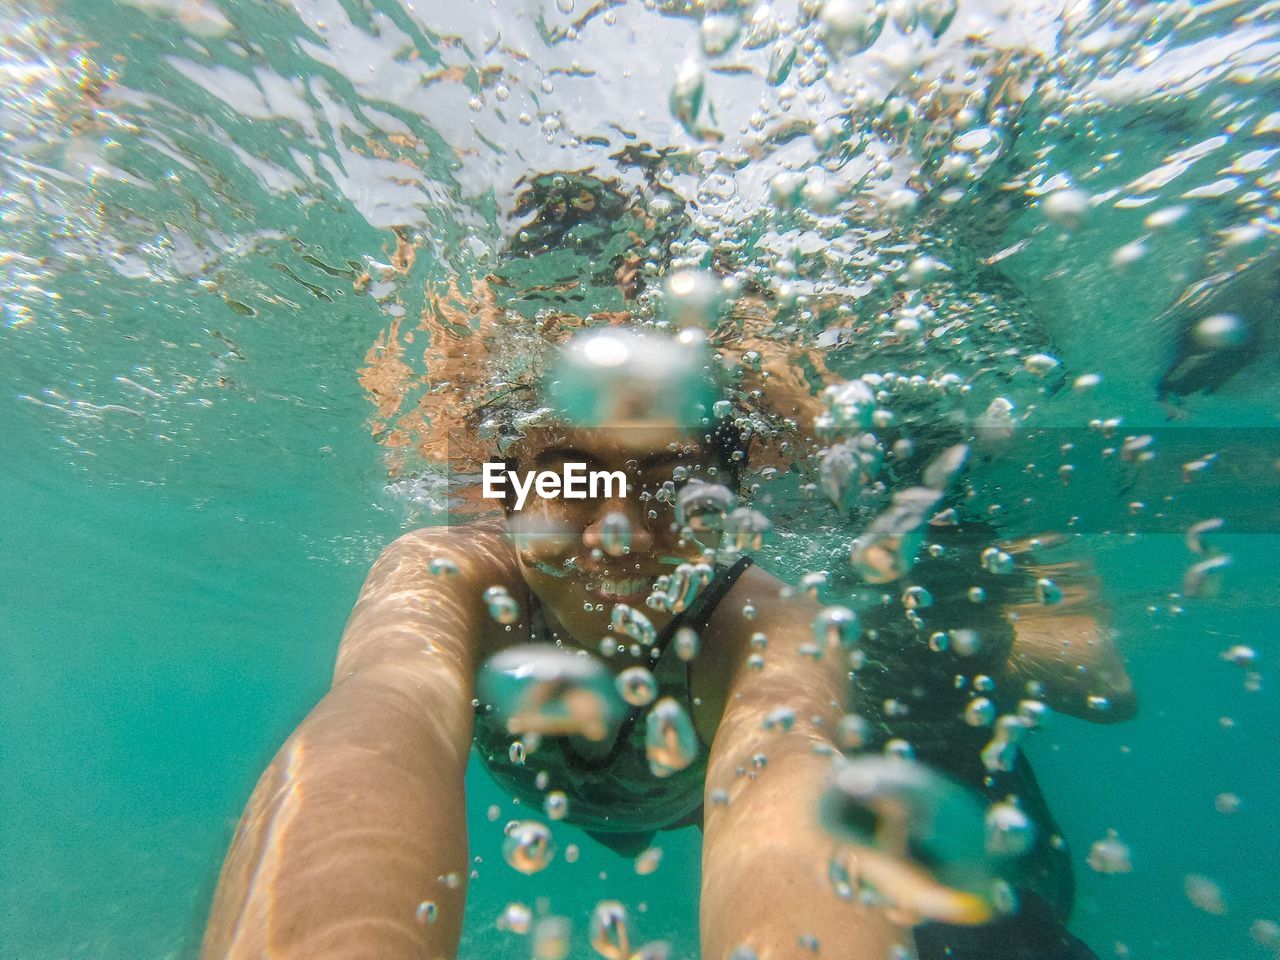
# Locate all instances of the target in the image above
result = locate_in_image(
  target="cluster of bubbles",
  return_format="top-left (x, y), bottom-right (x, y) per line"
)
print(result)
top-left (669, 477), bottom-right (772, 555)
top-left (463, 269), bottom-right (1260, 949)
top-left (484, 586), bottom-right (522, 625)
top-left (646, 562), bottom-right (715, 616)
top-left (490, 893), bottom-right (672, 959)
top-left (7, 0), bottom-right (1279, 952)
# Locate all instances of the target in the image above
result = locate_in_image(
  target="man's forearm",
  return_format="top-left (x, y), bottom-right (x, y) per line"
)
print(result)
top-left (202, 668), bottom-right (471, 960)
top-left (700, 720), bottom-right (910, 960)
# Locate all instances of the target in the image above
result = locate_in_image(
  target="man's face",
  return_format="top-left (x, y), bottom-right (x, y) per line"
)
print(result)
top-left (504, 423), bottom-right (731, 648)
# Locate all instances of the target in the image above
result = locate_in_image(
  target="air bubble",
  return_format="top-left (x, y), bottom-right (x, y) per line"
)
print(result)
top-left (635, 846), bottom-right (663, 875)
top-left (984, 798), bottom-right (1035, 857)
top-left (724, 507), bottom-right (770, 551)
top-left (1035, 579), bottom-right (1062, 605)
top-left (1185, 875), bottom-right (1227, 915)
top-left (1042, 189), bottom-right (1090, 229)
top-left (484, 586), bottom-right (521, 625)
top-left (1252, 920), bottom-right (1280, 950)
top-left (497, 901), bottom-right (532, 933)
top-left (1193, 313), bottom-right (1246, 349)
top-left (850, 487), bottom-right (939, 583)
top-left (819, 755), bottom-right (1008, 921)
top-left (1184, 555), bottom-right (1232, 597)
top-left (818, 0), bottom-right (887, 55)
top-left (533, 916), bottom-right (571, 960)
top-left (981, 715), bottom-right (1027, 772)
top-left (428, 557), bottom-right (460, 577)
top-left (646, 697), bottom-right (700, 777)
top-left (664, 269), bottom-right (724, 329)
top-left (742, 5), bottom-right (778, 49)
top-left (1186, 518), bottom-right (1225, 555)
top-left (1023, 353), bottom-right (1061, 376)
top-left (676, 482), bottom-right (736, 532)
top-left (617, 666), bottom-right (659, 706)
top-left (767, 38), bottom-right (798, 85)
top-left (770, 170), bottom-right (805, 209)
top-left (903, 585), bottom-right (933, 610)
top-left (544, 791), bottom-right (568, 820)
top-left (951, 629), bottom-right (982, 656)
top-left (590, 901), bottom-right (632, 960)
top-left (1017, 700), bottom-right (1048, 727)
top-left (479, 645), bottom-right (624, 742)
top-left (818, 380), bottom-right (876, 433)
top-left (612, 604), bottom-right (658, 645)
top-left (981, 547), bottom-right (1014, 575)
top-left (600, 512), bottom-right (631, 557)
top-left (919, 0), bottom-right (957, 36)
top-left (1214, 792), bottom-right (1242, 814)
top-left (802, 571), bottom-right (830, 597)
top-left (670, 60), bottom-right (705, 135)
top-left (701, 13), bottom-right (743, 57)
top-left (502, 821), bottom-right (556, 875)
top-left (675, 626), bottom-right (701, 661)
top-left (764, 705), bottom-right (797, 731)
top-left (1221, 645), bottom-right (1257, 668)
top-left (964, 697), bottom-right (995, 727)
top-left (814, 605), bottom-right (860, 650)
top-left (885, 738), bottom-right (914, 759)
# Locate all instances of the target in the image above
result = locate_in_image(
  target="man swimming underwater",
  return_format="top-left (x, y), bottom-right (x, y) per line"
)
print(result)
top-left (202, 176), bottom-right (1135, 960)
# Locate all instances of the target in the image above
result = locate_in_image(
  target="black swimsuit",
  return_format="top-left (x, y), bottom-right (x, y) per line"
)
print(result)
top-left (472, 556), bottom-right (754, 855)
top-left (856, 520), bottom-right (1097, 960)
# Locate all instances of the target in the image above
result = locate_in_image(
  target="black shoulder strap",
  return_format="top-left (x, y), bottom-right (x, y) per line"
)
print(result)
top-left (677, 555), bottom-right (755, 635)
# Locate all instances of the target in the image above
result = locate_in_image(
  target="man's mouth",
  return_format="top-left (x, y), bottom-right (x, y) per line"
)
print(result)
top-left (531, 558), bottom-right (654, 599)
top-left (591, 577), bottom-right (652, 601)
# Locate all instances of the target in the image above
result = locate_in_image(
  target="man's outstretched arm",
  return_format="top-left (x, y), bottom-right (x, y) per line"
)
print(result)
top-left (202, 526), bottom-right (515, 960)
top-left (698, 565), bottom-right (914, 960)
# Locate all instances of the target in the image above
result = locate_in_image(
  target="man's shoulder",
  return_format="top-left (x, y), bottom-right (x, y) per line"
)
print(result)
top-left (377, 518), bottom-right (518, 585)
top-left (397, 517), bottom-right (509, 548)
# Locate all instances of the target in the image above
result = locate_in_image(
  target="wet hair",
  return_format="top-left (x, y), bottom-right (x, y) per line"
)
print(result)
top-left (377, 171), bottom-right (813, 485)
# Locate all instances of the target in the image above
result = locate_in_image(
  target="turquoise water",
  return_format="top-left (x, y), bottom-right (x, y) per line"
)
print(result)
top-left (4, 0), bottom-right (1280, 957)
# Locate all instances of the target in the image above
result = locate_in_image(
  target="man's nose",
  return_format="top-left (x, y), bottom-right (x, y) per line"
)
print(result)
top-left (582, 500), bottom-right (655, 556)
